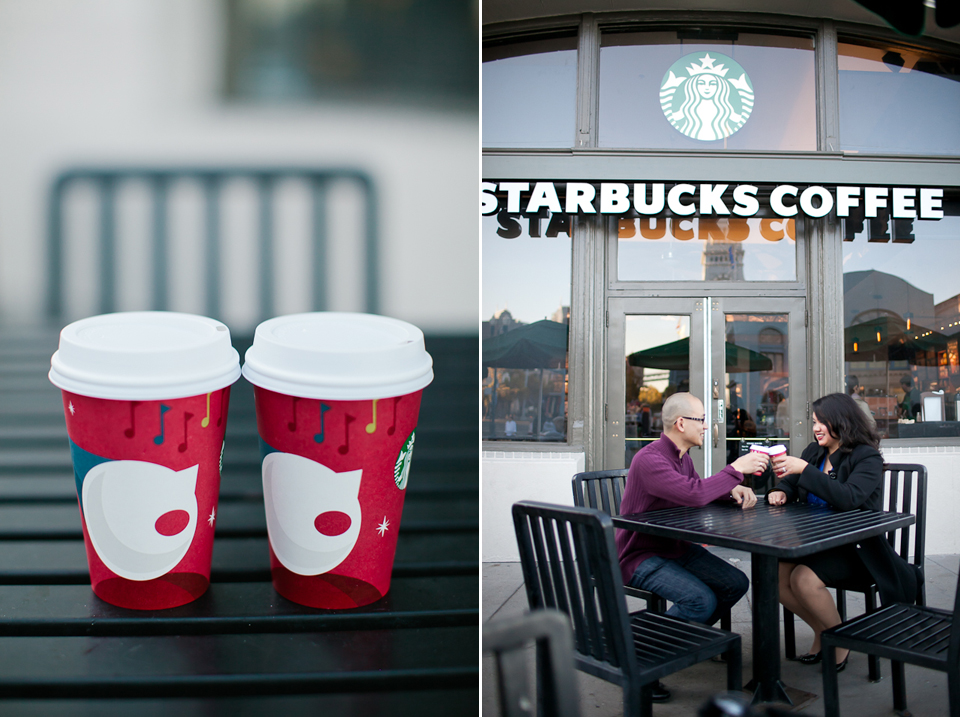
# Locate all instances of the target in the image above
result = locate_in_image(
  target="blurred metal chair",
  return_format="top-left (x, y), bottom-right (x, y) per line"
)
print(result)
top-left (47, 166), bottom-right (379, 324)
top-left (782, 462), bottom-right (927, 682)
top-left (483, 609), bottom-right (580, 717)
top-left (512, 500), bottom-right (741, 717)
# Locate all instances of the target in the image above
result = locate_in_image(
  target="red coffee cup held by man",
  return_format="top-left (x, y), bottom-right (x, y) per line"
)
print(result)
top-left (748, 445), bottom-right (770, 475)
top-left (241, 313), bottom-right (433, 610)
top-left (49, 312), bottom-right (241, 610)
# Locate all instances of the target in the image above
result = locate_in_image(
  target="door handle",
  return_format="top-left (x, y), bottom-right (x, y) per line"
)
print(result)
top-left (714, 399), bottom-right (724, 448)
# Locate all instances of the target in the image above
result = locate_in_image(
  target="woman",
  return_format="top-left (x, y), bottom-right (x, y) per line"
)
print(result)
top-left (767, 393), bottom-right (884, 672)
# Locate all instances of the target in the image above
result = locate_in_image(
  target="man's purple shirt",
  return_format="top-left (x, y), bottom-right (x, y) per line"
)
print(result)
top-left (615, 433), bottom-right (745, 584)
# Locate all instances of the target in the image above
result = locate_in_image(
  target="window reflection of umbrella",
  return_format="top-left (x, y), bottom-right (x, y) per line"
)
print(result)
top-left (627, 337), bottom-right (773, 372)
top-left (483, 320), bottom-right (569, 438)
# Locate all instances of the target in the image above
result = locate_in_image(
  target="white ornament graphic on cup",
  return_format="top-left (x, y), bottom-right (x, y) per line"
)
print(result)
top-left (262, 451), bottom-right (363, 576)
top-left (660, 52), bottom-right (754, 141)
top-left (81, 461), bottom-right (199, 581)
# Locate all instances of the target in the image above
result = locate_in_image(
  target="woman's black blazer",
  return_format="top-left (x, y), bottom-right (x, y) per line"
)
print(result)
top-left (770, 441), bottom-right (883, 511)
top-left (770, 441), bottom-right (920, 605)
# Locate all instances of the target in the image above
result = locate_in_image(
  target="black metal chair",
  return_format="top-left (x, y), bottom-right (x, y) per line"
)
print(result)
top-left (512, 500), bottom-right (742, 717)
top-left (483, 609), bottom-right (581, 717)
top-left (820, 564), bottom-right (959, 717)
top-left (782, 462), bottom-right (927, 682)
top-left (572, 469), bottom-right (732, 631)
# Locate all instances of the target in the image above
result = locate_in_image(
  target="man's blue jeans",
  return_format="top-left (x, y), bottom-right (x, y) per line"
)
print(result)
top-left (628, 544), bottom-right (749, 625)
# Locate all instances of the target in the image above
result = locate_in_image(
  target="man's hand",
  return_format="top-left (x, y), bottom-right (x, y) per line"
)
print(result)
top-left (730, 484), bottom-right (757, 509)
top-left (767, 490), bottom-right (788, 506)
top-left (731, 450), bottom-right (769, 477)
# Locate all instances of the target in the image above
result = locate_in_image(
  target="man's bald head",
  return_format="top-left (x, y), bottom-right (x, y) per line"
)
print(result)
top-left (662, 392), bottom-right (703, 427)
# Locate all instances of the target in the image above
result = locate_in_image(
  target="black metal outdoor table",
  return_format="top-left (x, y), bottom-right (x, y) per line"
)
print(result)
top-left (0, 327), bottom-right (478, 716)
top-left (613, 501), bottom-right (915, 705)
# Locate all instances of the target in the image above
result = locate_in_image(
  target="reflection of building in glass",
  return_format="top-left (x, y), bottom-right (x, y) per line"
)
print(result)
top-left (483, 309), bottom-right (522, 339)
top-left (482, 308), bottom-right (570, 442)
top-left (844, 270), bottom-right (934, 329)
top-left (702, 241), bottom-right (745, 281)
top-left (843, 269), bottom-right (960, 433)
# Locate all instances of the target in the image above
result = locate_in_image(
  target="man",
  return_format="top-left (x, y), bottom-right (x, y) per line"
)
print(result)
top-left (846, 375), bottom-right (876, 428)
top-left (899, 376), bottom-right (921, 419)
top-left (615, 393), bottom-right (767, 700)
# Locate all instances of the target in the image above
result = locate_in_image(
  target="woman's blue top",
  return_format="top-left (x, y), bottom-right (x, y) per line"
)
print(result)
top-left (806, 457), bottom-right (831, 507)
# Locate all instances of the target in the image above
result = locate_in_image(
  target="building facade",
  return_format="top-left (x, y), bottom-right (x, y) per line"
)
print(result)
top-left (482, 0), bottom-right (960, 560)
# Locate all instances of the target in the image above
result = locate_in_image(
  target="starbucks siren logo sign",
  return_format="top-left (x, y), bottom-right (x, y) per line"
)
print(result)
top-left (660, 52), bottom-right (754, 141)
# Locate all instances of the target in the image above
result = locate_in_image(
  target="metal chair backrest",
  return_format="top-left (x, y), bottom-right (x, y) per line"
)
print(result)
top-left (512, 501), bottom-right (635, 684)
top-left (950, 565), bottom-right (960, 681)
top-left (571, 469), bottom-right (629, 515)
top-left (882, 463), bottom-right (928, 568)
top-left (483, 609), bottom-right (581, 717)
top-left (47, 166), bottom-right (379, 324)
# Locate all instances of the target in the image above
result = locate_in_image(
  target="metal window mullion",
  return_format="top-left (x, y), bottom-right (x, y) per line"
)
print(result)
top-left (576, 13), bottom-right (599, 149)
top-left (817, 20), bottom-right (840, 152)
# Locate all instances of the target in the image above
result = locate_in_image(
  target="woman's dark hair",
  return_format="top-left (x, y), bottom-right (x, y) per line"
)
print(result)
top-left (811, 392), bottom-right (880, 451)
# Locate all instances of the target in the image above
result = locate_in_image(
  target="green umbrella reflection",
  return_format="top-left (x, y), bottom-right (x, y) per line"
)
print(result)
top-left (628, 337), bottom-right (773, 372)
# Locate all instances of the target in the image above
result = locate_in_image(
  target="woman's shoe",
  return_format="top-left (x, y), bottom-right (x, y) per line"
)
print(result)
top-left (834, 656), bottom-right (849, 673)
top-left (797, 652), bottom-right (822, 665)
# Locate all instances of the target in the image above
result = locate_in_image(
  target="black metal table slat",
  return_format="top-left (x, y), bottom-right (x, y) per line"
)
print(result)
top-left (617, 503), bottom-right (912, 559)
top-left (0, 329), bottom-right (479, 714)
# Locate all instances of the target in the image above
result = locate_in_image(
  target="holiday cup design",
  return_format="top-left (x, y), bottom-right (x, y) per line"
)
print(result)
top-left (253, 389), bottom-right (423, 608)
top-left (50, 312), bottom-right (240, 610)
top-left (262, 451), bottom-right (363, 576)
top-left (81, 459), bottom-right (199, 582)
top-left (242, 313), bottom-right (433, 609)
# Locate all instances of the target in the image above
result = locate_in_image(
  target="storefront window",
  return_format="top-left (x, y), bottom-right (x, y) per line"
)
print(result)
top-left (842, 193), bottom-right (960, 438)
top-left (482, 36), bottom-right (578, 148)
top-left (482, 213), bottom-right (572, 442)
top-left (618, 207), bottom-right (797, 282)
top-left (598, 31), bottom-right (816, 150)
top-left (839, 42), bottom-right (960, 156)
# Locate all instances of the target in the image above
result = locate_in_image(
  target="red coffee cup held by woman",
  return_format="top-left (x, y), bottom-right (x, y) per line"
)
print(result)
top-left (49, 312), bottom-right (241, 610)
top-left (242, 313), bottom-right (433, 610)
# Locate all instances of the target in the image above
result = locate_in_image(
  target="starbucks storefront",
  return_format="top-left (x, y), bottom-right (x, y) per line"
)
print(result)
top-left (481, 2), bottom-right (960, 561)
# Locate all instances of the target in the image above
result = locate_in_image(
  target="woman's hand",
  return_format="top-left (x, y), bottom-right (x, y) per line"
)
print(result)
top-left (767, 490), bottom-right (788, 506)
top-left (772, 454), bottom-right (807, 479)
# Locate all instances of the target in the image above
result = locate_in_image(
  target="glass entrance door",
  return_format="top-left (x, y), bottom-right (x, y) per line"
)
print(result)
top-left (607, 297), bottom-right (807, 489)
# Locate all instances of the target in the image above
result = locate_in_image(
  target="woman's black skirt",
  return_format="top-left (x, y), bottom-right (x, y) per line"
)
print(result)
top-left (790, 543), bottom-right (873, 588)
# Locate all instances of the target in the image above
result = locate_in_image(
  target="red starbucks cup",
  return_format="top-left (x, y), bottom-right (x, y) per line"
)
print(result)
top-left (767, 444), bottom-right (787, 466)
top-left (749, 445), bottom-right (770, 475)
top-left (241, 312), bottom-right (433, 609)
top-left (48, 312), bottom-right (240, 609)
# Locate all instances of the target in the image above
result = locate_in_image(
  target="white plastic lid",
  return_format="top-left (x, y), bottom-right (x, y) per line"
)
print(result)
top-left (241, 312), bottom-right (434, 400)
top-left (49, 312), bottom-right (241, 400)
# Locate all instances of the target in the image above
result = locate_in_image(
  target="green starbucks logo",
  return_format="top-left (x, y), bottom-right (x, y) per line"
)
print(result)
top-left (394, 429), bottom-right (416, 490)
top-left (660, 52), bottom-right (754, 141)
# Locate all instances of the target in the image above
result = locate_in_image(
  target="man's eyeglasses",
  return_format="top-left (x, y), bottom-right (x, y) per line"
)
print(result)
top-left (677, 416), bottom-right (706, 423)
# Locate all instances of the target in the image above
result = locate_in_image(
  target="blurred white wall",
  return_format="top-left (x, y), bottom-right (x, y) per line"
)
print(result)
top-left (0, 0), bottom-right (478, 333)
